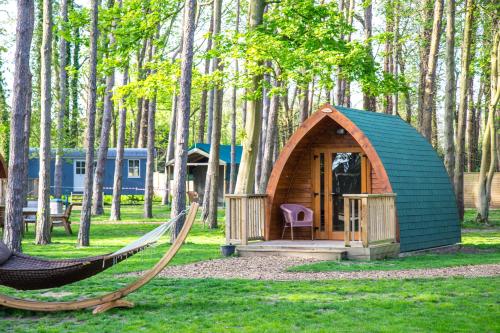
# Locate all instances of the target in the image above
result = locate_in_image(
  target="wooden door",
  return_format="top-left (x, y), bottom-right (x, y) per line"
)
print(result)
top-left (312, 148), bottom-right (369, 240)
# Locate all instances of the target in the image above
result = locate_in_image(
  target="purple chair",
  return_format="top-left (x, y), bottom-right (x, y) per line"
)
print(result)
top-left (280, 204), bottom-right (314, 240)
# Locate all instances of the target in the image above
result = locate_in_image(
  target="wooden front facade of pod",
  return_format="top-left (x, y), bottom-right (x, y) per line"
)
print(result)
top-left (265, 104), bottom-right (397, 242)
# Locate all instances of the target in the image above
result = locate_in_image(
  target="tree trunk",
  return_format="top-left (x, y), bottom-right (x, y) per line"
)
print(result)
top-left (384, 2), bottom-right (394, 115)
top-left (162, 92), bottom-right (178, 205)
top-left (362, 0), bottom-right (377, 111)
top-left (3, 0), bottom-right (34, 252)
top-left (466, 79), bottom-right (476, 172)
top-left (197, 1), bottom-right (214, 143)
top-left (110, 68), bottom-right (128, 221)
top-left (454, 0), bottom-right (474, 221)
top-left (35, 0), bottom-right (53, 245)
top-left (133, 40), bottom-right (147, 148)
top-left (77, 0), bottom-right (99, 247)
top-left (234, 0), bottom-right (266, 194)
top-left (70, 24), bottom-right (80, 147)
top-left (300, 86), bottom-right (309, 123)
top-left (22, 76), bottom-right (33, 207)
top-left (92, 1), bottom-right (116, 216)
top-left (443, 0), bottom-right (456, 180)
top-left (417, 0), bottom-right (434, 130)
top-left (144, 94), bottom-right (156, 218)
top-left (54, 0), bottom-right (68, 199)
top-left (203, 0), bottom-right (223, 229)
top-left (421, 0), bottom-right (444, 141)
top-left (171, 0), bottom-right (197, 240)
top-left (475, 29), bottom-right (499, 222)
top-left (259, 79), bottom-right (280, 194)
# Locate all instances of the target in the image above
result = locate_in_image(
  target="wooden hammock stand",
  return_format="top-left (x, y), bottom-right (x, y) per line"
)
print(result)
top-left (0, 202), bottom-right (199, 314)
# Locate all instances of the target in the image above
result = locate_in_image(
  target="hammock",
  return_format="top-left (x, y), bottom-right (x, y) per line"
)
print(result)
top-left (0, 212), bottom-right (185, 291)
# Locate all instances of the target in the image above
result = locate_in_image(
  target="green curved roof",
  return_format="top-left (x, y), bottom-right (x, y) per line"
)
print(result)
top-left (336, 106), bottom-right (460, 252)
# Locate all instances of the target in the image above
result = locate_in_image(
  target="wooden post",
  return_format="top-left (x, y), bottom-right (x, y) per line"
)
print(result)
top-left (361, 197), bottom-right (368, 247)
top-left (344, 197), bottom-right (350, 247)
top-left (241, 196), bottom-right (248, 245)
top-left (225, 197), bottom-right (231, 244)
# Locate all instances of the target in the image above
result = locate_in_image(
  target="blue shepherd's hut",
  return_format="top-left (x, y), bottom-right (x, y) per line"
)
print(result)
top-left (28, 148), bottom-right (148, 195)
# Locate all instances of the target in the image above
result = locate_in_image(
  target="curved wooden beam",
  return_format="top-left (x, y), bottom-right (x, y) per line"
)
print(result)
top-left (265, 104), bottom-right (392, 239)
top-left (0, 203), bottom-right (199, 313)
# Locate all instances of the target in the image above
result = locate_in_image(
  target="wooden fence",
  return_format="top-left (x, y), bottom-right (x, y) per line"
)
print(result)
top-left (464, 172), bottom-right (500, 209)
top-left (343, 193), bottom-right (397, 248)
top-left (225, 194), bottom-right (266, 245)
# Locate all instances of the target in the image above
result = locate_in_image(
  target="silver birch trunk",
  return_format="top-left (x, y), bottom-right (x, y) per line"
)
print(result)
top-left (162, 92), bottom-right (177, 205)
top-left (78, 0), bottom-right (99, 247)
top-left (35, 0), bottom-right (53, 245)
top-left (197, 2), bottom-right (214, 143)
top-left (259, 79), bottom-right (280, 194)
top-left (234, 0), bottom-right (266, 194)
top-left (203, 0), bottom-right (223, 229)
top-left (92, 4), bottom-right (116, 216)
top-left (54, 0), bottom-right (68, 199)
top-left (171, 0), bottom-right (197, 240)
top-left (475, 30), bottom-right (499, 222)
top-left (454, 0), bottom-right (474, 221)
top-left (144, 94), bottom-right (156, 218)
top-left (443, 0), bottom-right (456, 180)
top-left (421, 0), bottom-right (444, 141)
top-left (3, 0), bottom-right (34, 252)
top-left (110, 68), bottom-right (128, 221)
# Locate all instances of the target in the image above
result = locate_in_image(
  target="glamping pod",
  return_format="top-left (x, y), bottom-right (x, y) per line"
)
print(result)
top-left (264, 104), bottom-right (460, 254)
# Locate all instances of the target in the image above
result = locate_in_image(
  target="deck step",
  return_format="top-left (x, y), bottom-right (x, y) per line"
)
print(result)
top-left (237, 246), bottom-right (348, 260)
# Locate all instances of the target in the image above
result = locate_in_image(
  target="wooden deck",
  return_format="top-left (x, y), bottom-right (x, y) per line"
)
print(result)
top-left (237, 240), bottom-right (400, 260)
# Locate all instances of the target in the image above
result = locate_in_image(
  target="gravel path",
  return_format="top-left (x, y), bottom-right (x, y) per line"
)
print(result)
top-left (135, 256), bottom-right (500, 281)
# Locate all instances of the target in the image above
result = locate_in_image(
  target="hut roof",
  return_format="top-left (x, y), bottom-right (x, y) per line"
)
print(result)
top-left (189, 143), bottom-right (243, 165)
top-left (333, 105), bottom-right (460, 251)
top-left (28, 148), bottom-right (149, 160)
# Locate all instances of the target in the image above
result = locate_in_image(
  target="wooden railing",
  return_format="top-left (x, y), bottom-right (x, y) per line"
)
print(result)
top-left (343, 193), bottom-right (397, 248)
top-left (225, 194), bottom-right (267, 245)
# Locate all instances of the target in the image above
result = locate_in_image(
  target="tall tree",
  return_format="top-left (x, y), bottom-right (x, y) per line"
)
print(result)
top-left (162, 90), bottom-right (177, 205)
top-left (3, 0), bottom-right (35, 251)
top-left (421, 0), bottom-right (444, 141)
top-left (78, 0), bottom-right (99, 247)
top-left (417, 0), bottom-right (434, 130)
top-left (110, 68), bottom-right (128, 221)
top-left (197, 2), bottom-right (214, 143)
top-left (362, 0), bottom-right (377, 111)
top-left (203, 0), bottom-right (223, 229)
top-left (35, 0), bottom-right (53, 245)
top-left (259, 78), bottom-right (280, 193)
top-left (92, 0), bottom-right (116, 215)
top-left (54, 0), bottom-right (69, 198)
top-left (229, 0), bottom-right (241, 193)
top-left (443, 0), bottom-right (456, 179)
top-left (475, 28), bottom-right (499, 222)
top-left (234, 0), bottom-right (266, 194)
top-left (171, 0), bottom-right (197, 240)
top-left (454, 0), bottom-right (474, 221)
top-left (144, 93), bottom-right (156, 218)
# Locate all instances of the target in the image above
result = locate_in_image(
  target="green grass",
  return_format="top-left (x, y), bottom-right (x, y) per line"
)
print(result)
top-left (462, 208), bottom-right (500, 228)
top-left (289, 232), bottom-right (500, 273)
top-left (1, 205), bottom-right (499, 332)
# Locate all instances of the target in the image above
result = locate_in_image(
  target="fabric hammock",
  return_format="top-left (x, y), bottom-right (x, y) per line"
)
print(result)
top-left (0, 212), bottom-right (185, 291)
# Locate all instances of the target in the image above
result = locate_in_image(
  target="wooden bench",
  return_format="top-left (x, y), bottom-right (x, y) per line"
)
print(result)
top-left (51, 204), bottom-right (74, 235)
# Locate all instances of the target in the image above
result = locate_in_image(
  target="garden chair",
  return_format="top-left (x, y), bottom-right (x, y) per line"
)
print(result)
top-left (187, 191), bottom-right (199, 204)
top-left (50, 204), bottom-right (74, 235)
top-left (280, 204), bottom-right (314, 240)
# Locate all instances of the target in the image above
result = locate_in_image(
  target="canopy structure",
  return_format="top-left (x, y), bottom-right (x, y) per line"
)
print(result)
top-left (266, 104), bottom-right (460, 252)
